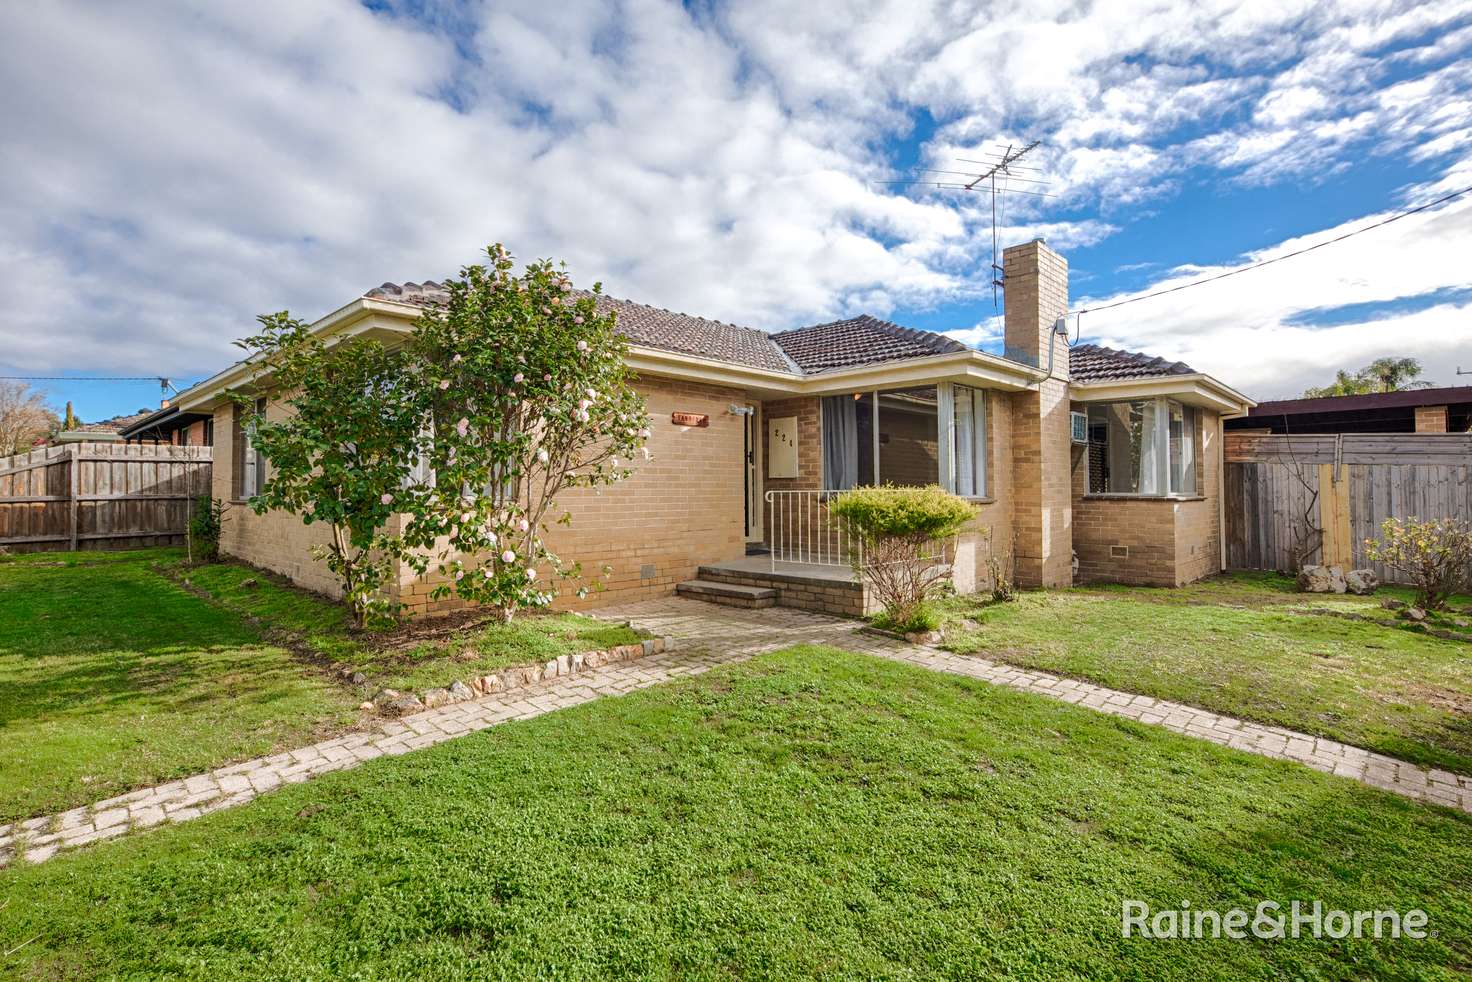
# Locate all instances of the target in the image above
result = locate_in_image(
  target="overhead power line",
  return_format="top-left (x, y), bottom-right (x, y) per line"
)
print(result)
top-left (1074, 183), bottom-right (1472, 318)
top-left (0, 375), bottom-right (173, 382)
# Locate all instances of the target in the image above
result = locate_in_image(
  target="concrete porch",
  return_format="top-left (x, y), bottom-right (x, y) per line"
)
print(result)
top-left (677, 555), bottom-right (874, 618)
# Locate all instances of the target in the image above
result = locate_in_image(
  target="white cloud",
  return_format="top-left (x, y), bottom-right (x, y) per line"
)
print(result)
top-left (1073, 187), bottom-right (1472, 399)
top-left (0, 0), bottom-right (1468, 409)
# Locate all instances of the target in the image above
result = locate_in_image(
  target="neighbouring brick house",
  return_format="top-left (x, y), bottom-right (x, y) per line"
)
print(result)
top-left (172, 240), bottom-right (1252, 615)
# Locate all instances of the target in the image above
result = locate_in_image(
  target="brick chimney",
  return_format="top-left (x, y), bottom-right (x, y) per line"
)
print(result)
top-left (1003, 239), bottom-right (1072, 588)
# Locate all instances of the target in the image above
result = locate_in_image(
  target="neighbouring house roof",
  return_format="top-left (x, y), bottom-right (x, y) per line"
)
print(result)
top-left (1225, 384), bottom-right (1472, 434)
top-left (1068, 343), bottom-right (1196, 383)
top-left (770, 314), bottom-right (969, 374)
top-left (87, 411), bottom-right (154, 434)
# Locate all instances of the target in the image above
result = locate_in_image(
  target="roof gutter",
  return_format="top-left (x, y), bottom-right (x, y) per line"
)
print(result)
top-left (1069, 373), bottom-right (1256, 416)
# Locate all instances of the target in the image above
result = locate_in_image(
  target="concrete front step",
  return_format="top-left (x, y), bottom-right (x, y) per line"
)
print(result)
top-left (675, 579), bottom-right (777, 608)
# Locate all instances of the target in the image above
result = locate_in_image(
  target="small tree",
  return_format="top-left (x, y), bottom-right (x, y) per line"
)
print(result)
top-left (398, 244), bottom-right (649, 624)
top-left (830, 485), bottom-right (976, 630)
top-left (232, 313), bottom-right (423, 627)
top-left (186, 495), bottom-right (227, 565)
top-left (1365, 517), bottom-right (1472, 611)
top-left (0, 381), bottom-right (58, 454)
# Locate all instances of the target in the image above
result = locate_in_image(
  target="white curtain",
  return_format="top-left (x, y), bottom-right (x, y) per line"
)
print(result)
top-left (822, 395), bottom-right (859, 490)
top-left (955, 386), bottom-right (975, 496)
top-left (1137, 400), bottom-right (1160, 494)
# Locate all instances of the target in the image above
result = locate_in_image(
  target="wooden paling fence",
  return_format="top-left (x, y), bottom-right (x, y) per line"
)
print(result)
top-left (1224, 432), bottom-right (1472, 584)
top-left (0, 443), bottom-right (212, 553)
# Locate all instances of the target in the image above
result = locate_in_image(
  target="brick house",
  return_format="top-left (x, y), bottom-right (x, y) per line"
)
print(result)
top-left (172, 240), bottom-right (1252, 615)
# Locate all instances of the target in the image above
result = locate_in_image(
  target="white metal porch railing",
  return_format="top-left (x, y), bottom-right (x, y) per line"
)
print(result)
top-left (763, 489), bottom-right (861, 571)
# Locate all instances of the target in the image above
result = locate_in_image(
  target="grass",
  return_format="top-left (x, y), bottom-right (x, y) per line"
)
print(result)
top-left (1, 551), bottom-right (644, 824)
top-left (170, 559), bottom-right (647, 692)
top-left (0, 550), bottom-right (358, 823)
top-left (2, 646), bottom-right (1468, 979)
top-left (936, 571), bottom-right (1472, 775)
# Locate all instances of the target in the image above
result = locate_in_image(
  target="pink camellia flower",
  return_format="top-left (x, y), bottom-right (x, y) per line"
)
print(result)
top-left (380, 493), bottom-right (394, 505)
top-left (456, 417), bottom-right (469, 436)
top-left (502, 549), bottom-right (516, 563)
top-left (526, 568), bottom-right (537, 581)
top-left (537, 448), bottom-right (549, 463)
top-left (518, 518), bottom-right (530, 532)
top-left (574, 315), bottom-right (584, 325)
top-left (438, 379), bottom-right (450, 390)
top-left (487, 532), bottom-right (497, 546)
top-left (461, 511), bottom-right (474, 523)
top-left (543, 373), bottom-right (552, 381)
top-left (454, 570), bottom-right (464, 581)
top-left (577, 340), bottom-right (588, 351)
top-left (483, 568), bottom-right (493, 579)
top-left (577, 410), bottom-right (590, 423)
top-left (578, 399), bottom-right (591, 411)
top-left (452, 353), bottom-right (463, 363)
top-left (561, 282), bottom-right (571, 292)
top-left (585, 387), bottom-right (597, 400)
top-left (514, 372), bottom-right (524, 383)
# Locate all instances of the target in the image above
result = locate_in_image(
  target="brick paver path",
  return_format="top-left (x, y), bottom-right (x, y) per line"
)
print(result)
top-left (4, 598), bottom-right (1468, 867)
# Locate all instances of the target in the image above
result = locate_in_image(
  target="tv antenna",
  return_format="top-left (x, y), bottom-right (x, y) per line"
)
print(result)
top-left (874, 139), bottom-right (1050, 311)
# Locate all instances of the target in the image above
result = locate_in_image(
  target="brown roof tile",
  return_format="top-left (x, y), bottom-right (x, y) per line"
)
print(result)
top-left (771, 314), bottom-right (969, 374)
top-left (1069, 343), bottom-right (1195, 383)
top-left (365, 282), bottom-right (798, 374)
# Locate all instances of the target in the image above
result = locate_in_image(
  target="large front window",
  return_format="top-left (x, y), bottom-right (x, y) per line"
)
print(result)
top-left (821, 383), bottom-right (987, 496)
top-left (1086, 399), bottom-right (1196, 496)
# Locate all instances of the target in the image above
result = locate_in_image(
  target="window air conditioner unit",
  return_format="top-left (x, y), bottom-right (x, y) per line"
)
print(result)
top-left (1070, 411), bottom-right (1088, 445)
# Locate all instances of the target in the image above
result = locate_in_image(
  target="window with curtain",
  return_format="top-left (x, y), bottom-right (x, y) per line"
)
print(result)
top-left (952, 385), bottom-right (987, 497)
top-left (1086, 398), bottom-right (1197, 496)
top-left (821, 385), bottom-right (986, 494)
top-left (235, 398), bottom-right (266, 500)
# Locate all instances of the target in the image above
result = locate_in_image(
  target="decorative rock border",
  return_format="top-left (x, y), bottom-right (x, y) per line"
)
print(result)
top-left (365, 636), bottom-right (677, 716)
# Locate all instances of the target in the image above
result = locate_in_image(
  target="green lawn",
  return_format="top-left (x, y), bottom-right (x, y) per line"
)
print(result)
top-left (172, 559), bottom-right (647, 692)
top-left (1, 551), bottom-right (644, 824)
top-left (937, 572), bottom-right (1472, 775)
top-left (2, 646), bottom-right (1467, 979)
top-left (0, 550), bottom-right (358, 823)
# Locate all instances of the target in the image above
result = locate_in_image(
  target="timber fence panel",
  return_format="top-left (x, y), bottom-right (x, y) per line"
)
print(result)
top-left (1225, 433), bottom-right (1472, 584)
top-left (0, 443), bottom-right (212, 553)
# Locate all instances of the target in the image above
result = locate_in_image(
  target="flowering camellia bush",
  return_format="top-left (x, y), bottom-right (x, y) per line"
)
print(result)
top-left (233, 313), bottom-right (422, 627)
top-left (1365, 516), bottom-right (1472, 611)
top-left (397, 244), bottom-right (649, 624)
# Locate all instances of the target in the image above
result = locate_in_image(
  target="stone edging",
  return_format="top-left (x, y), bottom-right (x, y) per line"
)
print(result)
top-left (365, 634), bottom-right (677, 716)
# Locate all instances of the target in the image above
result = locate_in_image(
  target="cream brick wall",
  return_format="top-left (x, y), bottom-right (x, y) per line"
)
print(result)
top-left (1070, 407), bottom-right (1225, 587)
top-left (1004, 240), bottom-right (1073, 589)
top-left (213, 401), bottom-right (345, 598)
top-left (398, 376), bottom-right (748, 615)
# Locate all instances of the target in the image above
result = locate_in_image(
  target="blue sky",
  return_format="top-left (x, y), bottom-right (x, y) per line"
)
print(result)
top-left (1, 0), bottom-right (1470, 424)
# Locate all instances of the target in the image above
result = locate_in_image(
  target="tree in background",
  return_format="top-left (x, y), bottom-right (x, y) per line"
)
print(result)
top-left (398, 244), bottom-right (650, 625)
top-left (0, 381), bottom-right (59, 455)
top-left (1303, 357), bottom-right (1434, 397)
top-left (62, 401), bottom-right (79, 431)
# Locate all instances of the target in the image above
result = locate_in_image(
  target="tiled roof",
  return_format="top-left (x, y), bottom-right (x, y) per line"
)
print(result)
top-left (771, 315), bottom-right (969, 374)
top-left (367, 281), bottom-right (1193, 385)
top-left (365, 282), bottom-right (798, 374)
top-left (88, 411), bottom-right (154, 434)
top-left (1069, 343), bottom-right (1196, 383)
